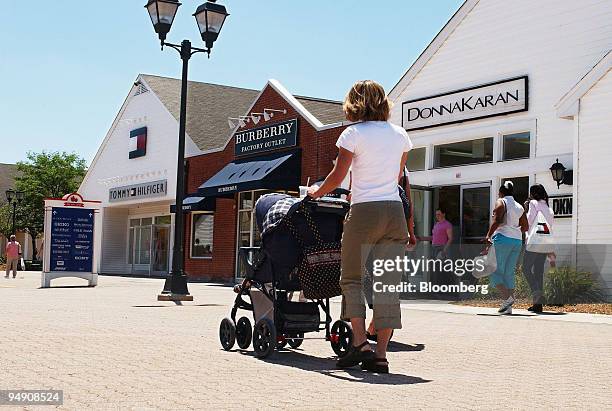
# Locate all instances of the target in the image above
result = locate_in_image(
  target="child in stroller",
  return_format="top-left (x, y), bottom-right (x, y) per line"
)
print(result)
top-left (219, 192), bottom-right (354, 359)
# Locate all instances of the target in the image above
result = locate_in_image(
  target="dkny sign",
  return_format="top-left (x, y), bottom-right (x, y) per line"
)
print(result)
top-left (402, 76), bottom-right (528, 131)
top-left (234, 119), bottom-right (298, 156)
top-left (109, 180), bottom-right (167, 203)
top-left (550, 195), bottom-right (573, 218)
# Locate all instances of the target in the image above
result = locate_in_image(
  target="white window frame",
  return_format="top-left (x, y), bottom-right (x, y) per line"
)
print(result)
top-left (499, 130), bottom-right (533, 162)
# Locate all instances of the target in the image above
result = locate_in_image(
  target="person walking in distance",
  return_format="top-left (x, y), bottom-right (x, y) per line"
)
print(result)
top-left (523, 184), bottom-right (554, 313)
top-left (5, 235), bottom-right (22, 279)
top-left (485, 182), bottom-right (528, 315)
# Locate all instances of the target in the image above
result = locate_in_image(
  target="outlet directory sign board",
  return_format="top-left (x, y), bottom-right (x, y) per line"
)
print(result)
top-left (50, 207), bottom-right (94, 272)
top-left (42, 192), bottom-right (100, 288)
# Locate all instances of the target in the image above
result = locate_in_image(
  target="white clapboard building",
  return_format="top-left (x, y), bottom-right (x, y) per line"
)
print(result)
top-left (388, 0), bottom-right (612, 295)
top-left (79, 75), bottom-right (258, 276)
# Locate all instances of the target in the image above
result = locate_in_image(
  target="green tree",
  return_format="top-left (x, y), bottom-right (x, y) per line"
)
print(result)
top-left (14, 152), bottom-right (87, 260)
top-left (0, 203), bottom-right (15, 239)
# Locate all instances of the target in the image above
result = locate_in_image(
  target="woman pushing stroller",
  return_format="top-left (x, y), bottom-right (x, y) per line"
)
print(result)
top-left (308, 80), bottom-right (416, 374)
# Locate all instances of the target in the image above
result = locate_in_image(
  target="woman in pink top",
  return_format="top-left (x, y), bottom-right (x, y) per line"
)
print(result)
top-left (522, 184), bottom-right (554, 313)
top-left (432, 208), bottom-right (453, 258)
top-left (5, 235), bottom-right (21, 279)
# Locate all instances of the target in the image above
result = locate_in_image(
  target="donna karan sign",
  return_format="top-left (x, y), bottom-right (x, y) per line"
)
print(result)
top-left (402, 76), bottom-right (528, 131)
top-left (234, 119), bottom-right (298, 156)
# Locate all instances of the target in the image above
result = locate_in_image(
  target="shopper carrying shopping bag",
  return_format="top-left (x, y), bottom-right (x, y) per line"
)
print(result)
top-left (523, 184), bottom-right (555, 313)
top-left (485, 181), bottom-right (529, 315)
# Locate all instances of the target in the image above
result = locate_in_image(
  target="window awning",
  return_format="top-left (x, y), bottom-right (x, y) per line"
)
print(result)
top-left (170, 195), bottom-right (216, 213)
top-left (197, 150), bottom-right (301, 197)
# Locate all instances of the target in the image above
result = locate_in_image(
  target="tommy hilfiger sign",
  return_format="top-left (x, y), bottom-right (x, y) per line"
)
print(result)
top-left (129, 127), bottom-right (147, 159)
top-left (234, 119), bottom-right (298, 156)
top-left (402, 76), bottom-right (528, 131)
top-left (109, 180), bottom-right (167, 202)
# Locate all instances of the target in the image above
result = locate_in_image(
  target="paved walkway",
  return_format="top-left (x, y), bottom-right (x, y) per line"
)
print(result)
top-left (1, 272), bottom-right (611, 410)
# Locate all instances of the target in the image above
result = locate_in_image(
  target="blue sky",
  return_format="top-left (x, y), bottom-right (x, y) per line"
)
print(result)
top-left (0, 0), bottom-right (463, 165)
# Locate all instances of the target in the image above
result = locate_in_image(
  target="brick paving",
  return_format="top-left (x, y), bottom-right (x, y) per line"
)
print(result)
top-left (0, 272), bottom-right (611, 410)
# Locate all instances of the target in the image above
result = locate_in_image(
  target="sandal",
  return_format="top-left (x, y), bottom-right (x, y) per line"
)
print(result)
top-left (336, 341), bottom-right (374, 368)
top-left (366, 330), bottom-right (394, 343)
top-left (361, 357), bottom-right (389, 374)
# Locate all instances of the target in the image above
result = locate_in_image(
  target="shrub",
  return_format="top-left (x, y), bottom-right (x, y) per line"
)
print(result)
top-left (474, 262), bottom-right (530, 300)
top-left (544, 266), bottom-right (605, 305)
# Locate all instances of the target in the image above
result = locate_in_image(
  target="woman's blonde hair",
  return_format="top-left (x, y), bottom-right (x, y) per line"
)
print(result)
top-left (343, 80), bottom-right (392, 122)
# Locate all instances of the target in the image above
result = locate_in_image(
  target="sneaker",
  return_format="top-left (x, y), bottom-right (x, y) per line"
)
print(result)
top-left (497, 297), bottom-right (515, 313)
top-left (499, 306), bottom-right (513, 315)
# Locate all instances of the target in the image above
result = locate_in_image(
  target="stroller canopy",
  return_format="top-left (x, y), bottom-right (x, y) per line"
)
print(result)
top-left (255, 193), bottom-right (300, 236)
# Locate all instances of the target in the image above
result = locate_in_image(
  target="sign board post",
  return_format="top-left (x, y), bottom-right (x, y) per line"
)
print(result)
top-left (41, 193), bottom-right (101, 288)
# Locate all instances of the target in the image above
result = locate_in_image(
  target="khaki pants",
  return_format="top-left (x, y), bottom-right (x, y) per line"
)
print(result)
top-left (340, 201), bottom-right (408, 330)
top-left (5, 257), bottom-right (18, 277)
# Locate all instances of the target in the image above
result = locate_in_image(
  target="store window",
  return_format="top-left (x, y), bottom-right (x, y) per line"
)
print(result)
top-left (406, 147), bottom-right (426, 171)
top-left (236, 189), bottom-right (297, 279)
top-left (503, 132), bottom-right (530, 160)
top-left (191, 213), bottom-right (214, 258)
top-left (502, 176), bottom-right (529, 206)
top-left (434, 138), bottom-right (493, 168)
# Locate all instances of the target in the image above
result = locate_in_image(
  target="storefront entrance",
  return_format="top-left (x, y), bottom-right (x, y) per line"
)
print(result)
top-left (128, 216), bottom-right (171, 275)
top-left (412, 183), bottom-right (491, 245)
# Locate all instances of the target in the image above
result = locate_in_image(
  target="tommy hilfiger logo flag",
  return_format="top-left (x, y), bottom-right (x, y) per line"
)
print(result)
top-left (129, 127), bottom-right (147, 159)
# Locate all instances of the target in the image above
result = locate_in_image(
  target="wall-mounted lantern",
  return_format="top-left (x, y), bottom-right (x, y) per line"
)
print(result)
top-left (550, 158), bottom-right (573, 188)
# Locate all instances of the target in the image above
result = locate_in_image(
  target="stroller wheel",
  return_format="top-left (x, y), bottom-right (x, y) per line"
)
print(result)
top-left (277, 337), bottom-right (288, 349)
top-left (330, 320), bottom-right (353, 358)
top-left (236, 317), bottom-right (252, 349)
top-left (253, 318), bottom-right (276, 359)
top-left (219, 317), bottom-right (236, 351)
top-left (287, 332), bottom-right (304, 349)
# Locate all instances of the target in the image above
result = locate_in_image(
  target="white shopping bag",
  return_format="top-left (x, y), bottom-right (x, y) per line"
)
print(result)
top-left (526, 211), bottom-right (555, 253)
top-left (20, 257), bottom-right (26, 271)
top-left (472, 245), bottom-right (496, 279)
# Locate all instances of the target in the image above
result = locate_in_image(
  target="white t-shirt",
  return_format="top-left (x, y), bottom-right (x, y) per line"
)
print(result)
top-left (526, 199), bottom-right (554, 229)
top-left (336, 121), bottom-right (413, 204)
top-left (495, 196), bottom-right (525, 240)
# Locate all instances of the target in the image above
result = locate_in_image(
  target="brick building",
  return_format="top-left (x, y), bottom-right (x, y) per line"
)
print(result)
top-left (182, 79), bottom-right (347, 281)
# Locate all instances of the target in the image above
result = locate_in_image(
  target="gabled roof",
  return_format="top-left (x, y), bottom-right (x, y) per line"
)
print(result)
top-left (210, 79), bottom-right (348, 155)
top-left (140, 74), bottom-right (259, 152)
top-left (0, 163), bottom-right (18, 204)
top-left (140, 75), bottom-right (345, 153)
top-left (388, 0), bottom-right (477, 101)
top-left (556, 50), bottom-right (612, 119)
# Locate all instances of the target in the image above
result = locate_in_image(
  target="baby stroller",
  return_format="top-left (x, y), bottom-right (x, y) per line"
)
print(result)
top-left (219, 191), bottom-right (354, 359)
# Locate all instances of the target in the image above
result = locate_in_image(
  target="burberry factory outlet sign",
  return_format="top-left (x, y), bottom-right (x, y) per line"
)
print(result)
top-left (109, 180), bottom-right (167, 202)
top-left (234, 119), bottom-right (298, 156)
top-left (402, 76), bottom-right (528, 130)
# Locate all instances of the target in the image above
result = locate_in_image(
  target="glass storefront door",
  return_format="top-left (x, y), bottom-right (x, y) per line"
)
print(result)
top-left (152, 224), bottom-right (170, 274)
top-left (460, 184), bottom-right (491, 245)
top-left (128, 216), bottom-right (171, 276)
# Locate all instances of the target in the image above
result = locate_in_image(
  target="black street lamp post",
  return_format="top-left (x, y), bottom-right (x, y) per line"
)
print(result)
top-left (145, 0), bottom-right (229, 301)
top-left (5, 189), bottom-right (24, 235)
